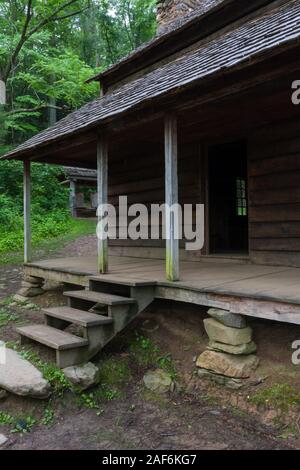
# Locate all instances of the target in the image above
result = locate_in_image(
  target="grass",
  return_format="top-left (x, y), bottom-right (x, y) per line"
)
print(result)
top-left (95, 356), bottom-right (132, 401)
top-left (0, 308), bottom-right (19, 328)
top-left (0, 218), bottom-right (96, 265)
top-left (250, 383), bottom-right (300, 414)
top-left (75, 356), bottom-right (132, 410)
top-left (129, 332), bottom-right (177, 379)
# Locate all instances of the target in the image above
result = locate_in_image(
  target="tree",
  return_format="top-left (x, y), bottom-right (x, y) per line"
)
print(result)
top-left (0, 1), bottom-right (90, 99)
top-left (0, 0), bottom-right (156, 154)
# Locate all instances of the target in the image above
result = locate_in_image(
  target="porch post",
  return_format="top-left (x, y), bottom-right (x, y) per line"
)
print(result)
top-left (164, 113), bottom-right (179, 281)
top-left (69, 180), bottom-right (77, 217)
top-left (24, 160), bottom-right (31, 263)
top-left (97, 135), bottom-right (108, 273)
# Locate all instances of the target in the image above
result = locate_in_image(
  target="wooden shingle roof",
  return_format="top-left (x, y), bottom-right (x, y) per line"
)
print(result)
top-left (63, 167), bottom-right (97, 180)
top-left (2, 0), bottom-right (300, 161)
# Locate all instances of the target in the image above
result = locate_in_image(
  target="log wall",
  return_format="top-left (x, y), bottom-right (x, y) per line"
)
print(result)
top-left (248, 119), bottom-right (300, 267)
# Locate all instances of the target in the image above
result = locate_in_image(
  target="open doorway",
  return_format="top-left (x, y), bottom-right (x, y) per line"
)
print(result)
top-left (208, 140), bottom-right (248, 255)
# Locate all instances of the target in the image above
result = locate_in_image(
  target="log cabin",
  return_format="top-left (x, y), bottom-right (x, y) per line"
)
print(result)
top-left (2, 0), bottom-right (300, 367)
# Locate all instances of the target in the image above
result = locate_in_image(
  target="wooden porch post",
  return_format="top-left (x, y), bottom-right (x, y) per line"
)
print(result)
top-left (97, 135), bottom-right (108, 273)
top-left (69, 180), bottom-right (77, 218)
top-left (24, 160), bottom-right (31, 263)
top-left (164, 113), bottom-right (179, 281)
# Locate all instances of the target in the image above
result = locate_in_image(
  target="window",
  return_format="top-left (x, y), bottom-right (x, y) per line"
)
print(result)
top-left (236, 177), bottom-right (247, 216)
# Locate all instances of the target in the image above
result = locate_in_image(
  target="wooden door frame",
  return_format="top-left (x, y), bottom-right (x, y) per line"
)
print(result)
top-left (203, 137), bottom-right (250, 258)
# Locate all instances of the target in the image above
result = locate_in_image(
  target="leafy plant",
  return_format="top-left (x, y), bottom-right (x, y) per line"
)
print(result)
top-left (0, 309), bottom-right (19, 328)
top-left (0, 411), bottom-right (36, 433)
top-left (11, 416), bottom-right (37, 434)
top-left (8, 343), bottom-right (71, 395)
top-left (77, 392), bottom-right (100, 409)
top-left (42, 403), bottom-right (55, 427)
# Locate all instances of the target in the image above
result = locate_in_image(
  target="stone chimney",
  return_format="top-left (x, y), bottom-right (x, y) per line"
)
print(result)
top-left (157, 0), bottom-right (203, 33)
top-left (156, 1), bottom-right (214, 33)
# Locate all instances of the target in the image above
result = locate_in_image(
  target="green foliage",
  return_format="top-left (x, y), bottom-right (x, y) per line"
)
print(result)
top-left (0, 309), bottom-right (19, 328)
top-left (250, 383), bottom-right (300, 413)
top-left (95, 356), bottom-right (131, 400)
top-left (0, 411), bottom-right (15, 426)
top-left (77, 392), bottom-right (102, 409)
top-left (0, 0), bottom-right (156, 151)
top-left (0, 411), bottom-right (37, 433)
top-left (130, 332), bottom-right (160, 367)
top-left (0, 1), bottom-right (156, 254)
top-left (11, 416), bottom-right (37, 434)
top-left (0, 217), bottom-right (96, 265)
top-left (0, 159), bottom-right (85, 256)
top-left (42, 402), bottom-right (55, 427)
top-left (129, 332), bottom-right (177, 378)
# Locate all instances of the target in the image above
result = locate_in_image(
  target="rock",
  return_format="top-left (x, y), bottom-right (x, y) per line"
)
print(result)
top-left (207, 308), bottom-right (246, 329)
top-left (143, 369), bottom-right (173, 394)
top-left (196, 350), bottom-right (259, 378)
top-left (17, 287), bottom-right (44, 298)
top-left (0, 434), bottom-right (8, 447)
top-left (208, 340), bottom-right (257, 355)
top-left (25, 303), bottom-right (38, 310)
top-left (24, 275), bottom-right (43, 285)
top-left (0, 348), bottom-right (51, 398)
top-left (21, 281), bottom-right (40, 288)
top-left (63, 362), bottom-right (100, 391)
top-left (198, 368), bottom-right (243, 389)
top-left (204, 318), bottom-right (252, 346)
top-left (43, 280), bottom-right (61, 291)
top-left (141, 319), bottom-right (159, 333)
top-left (13, 294), bottom-right (28, 303)
top-left (0, 389), bottom-right (8, 400)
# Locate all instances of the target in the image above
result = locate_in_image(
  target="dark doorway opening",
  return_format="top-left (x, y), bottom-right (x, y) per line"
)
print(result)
top-left (208, 141), bottom-right (248, 255)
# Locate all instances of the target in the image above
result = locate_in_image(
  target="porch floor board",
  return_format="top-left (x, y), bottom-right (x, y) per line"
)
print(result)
top-left (25, 255), bottom-right (300, 305)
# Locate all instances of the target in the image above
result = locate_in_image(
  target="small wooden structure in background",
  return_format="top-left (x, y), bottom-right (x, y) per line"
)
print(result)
top-left (63, 167), bottom-right (97, 218)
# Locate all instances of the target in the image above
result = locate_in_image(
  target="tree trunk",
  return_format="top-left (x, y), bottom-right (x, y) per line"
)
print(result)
top-left (0, 80), bottom-right (6, 105)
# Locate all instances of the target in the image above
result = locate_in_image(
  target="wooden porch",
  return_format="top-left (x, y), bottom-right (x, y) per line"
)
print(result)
top-left (24, 255), bottom-right (300, 325)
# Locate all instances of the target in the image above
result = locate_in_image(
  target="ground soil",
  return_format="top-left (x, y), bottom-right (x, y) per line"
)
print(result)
top-left (1, 234), bottom-right (300, 450)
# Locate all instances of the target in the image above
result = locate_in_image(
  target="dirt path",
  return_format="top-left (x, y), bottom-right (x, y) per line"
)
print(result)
top-left (0, 234), bottom-right (298, 450)
top-left (5, 389), bottom-right (293, 450)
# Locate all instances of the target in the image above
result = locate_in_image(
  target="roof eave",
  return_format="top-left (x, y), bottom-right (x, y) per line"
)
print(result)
top-left (3, 36), bottom-right (300, 164)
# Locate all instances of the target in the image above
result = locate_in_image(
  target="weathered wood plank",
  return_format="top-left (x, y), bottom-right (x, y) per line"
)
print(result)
top-left (249, 222), bottom-right (300, 239)
top-left (24, 160), bottom-right (31, 263)
top-left (69, 180), bottom-right (77, 217)
top-left (165, 114), bottom-right (179, 281)
top-left (97, 135), bottom-right (108, 273)
top-left (155, 286), bottom-right (300, 325)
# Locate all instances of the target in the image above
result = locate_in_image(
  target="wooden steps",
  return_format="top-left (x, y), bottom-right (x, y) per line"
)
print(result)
top-left (89, 276), bottom-right (156, 287)
top-left (43, 307), bottom-right (113, 327)
top-left (16, 277), bottom-right (155, 368)
top-left (64, 290), bottom-right (136, 306)
top-left (16, 324), bottom-right (88, 351)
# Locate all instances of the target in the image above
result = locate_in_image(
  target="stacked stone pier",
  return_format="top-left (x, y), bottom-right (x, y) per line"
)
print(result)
top-left (197, 308), bottom-right (259, 389)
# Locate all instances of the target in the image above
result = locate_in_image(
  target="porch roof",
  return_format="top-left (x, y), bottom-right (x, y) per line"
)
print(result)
top-left (63, 167), bottom-right (97, 181)
top-left (2, 0), bottom-right (300, 162)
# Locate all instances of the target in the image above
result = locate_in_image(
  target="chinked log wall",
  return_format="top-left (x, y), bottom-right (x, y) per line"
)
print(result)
top-left (107, 142), bottom-right (203, 260)
top-left (249, 119), bottom-right (300, 267)
top-left (105, 117), bottom-right (300, 267)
